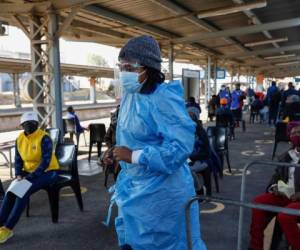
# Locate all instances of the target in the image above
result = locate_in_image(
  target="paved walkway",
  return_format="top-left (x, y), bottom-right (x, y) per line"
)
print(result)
top-left (0, 116), bottom-right (290, 250)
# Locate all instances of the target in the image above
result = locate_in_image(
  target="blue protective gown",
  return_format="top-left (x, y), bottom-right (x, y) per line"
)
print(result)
top-left (114, 80), bottom-right (206, 250)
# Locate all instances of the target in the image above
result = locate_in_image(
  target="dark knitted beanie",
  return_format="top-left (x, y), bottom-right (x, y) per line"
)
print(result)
top-left (118, 35), bottom-right (162, 71)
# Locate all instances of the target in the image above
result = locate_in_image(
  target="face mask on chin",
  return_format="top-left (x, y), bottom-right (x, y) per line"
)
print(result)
top-left (119, 71), bottom-right (144, 93)
top-left (22, 121), bottom-right (38, 135)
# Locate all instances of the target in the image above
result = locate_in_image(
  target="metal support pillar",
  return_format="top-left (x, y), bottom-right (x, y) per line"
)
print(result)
top-left (12, 73), bottom-right (21, 108)
top-left (168, 43), bottom-right (174, 81)
top-left (206, 56), bottom-right (211, 105)
top-left (28, 12), bottom-right (61, 129)
top-left (30, 15), bottom-right (46, 124)
top-left (49, 11), bottom-right (63, 132)
top-left (89, 77), bottom-right (97, 104)
top-left (213, 60), bottom-right (217, 95)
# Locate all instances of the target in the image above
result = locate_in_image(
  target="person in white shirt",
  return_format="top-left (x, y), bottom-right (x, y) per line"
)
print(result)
top-left (249, 121), bottom-right (300, 250)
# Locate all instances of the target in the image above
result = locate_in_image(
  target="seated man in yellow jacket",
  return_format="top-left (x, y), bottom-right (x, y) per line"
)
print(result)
top-left (0, 111), bottom-right (59, 243)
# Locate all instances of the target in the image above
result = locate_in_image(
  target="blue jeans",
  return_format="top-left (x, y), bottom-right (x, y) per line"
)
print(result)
top-left (0, 171), bottom-right (58, 229)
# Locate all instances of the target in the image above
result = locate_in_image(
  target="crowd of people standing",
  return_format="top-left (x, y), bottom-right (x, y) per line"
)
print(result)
top-left (208, 81), bottom-right (300, 127)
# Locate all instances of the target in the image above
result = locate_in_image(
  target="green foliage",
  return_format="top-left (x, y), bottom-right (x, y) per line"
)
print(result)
top-left (87, 53), bottom-right (109, 67)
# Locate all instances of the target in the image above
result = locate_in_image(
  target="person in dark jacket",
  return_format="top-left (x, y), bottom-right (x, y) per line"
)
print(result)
top-left (250, 95), bottom-right (264, 123)
top-left (187, 109), bottom-right (211, 195)
top-left (186, 96), bottom-right (201, 119)
top-left (249, 121), bottom-right (300, 250)
top-left (102, 106), bottom-right (120, 186)
top-left (208, 95), bottom-right (218, 121)
top-left (0, 180), bottom-right (4, 200)
top-left (268, 88), bottom-right (281, 126)
top-left (216, 98), bottom-right (235, 139)
top-left (282, 95), bottom-right (300, 122)
top-left (281, 82), bottom-right (299, 109)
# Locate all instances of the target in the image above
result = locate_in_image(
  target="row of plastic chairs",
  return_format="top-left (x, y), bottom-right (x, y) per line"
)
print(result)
top-left (206, 126), bottom-right (231, 193)
top-left (62, 119), bottom-right (107, 161)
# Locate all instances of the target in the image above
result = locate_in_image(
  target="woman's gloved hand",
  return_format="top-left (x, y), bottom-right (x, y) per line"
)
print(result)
top-left (113, 146), bottom-right (132, 163)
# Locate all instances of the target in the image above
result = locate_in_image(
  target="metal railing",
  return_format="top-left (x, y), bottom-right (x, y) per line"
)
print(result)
top-left (185, 160), bottom-right (300, 250)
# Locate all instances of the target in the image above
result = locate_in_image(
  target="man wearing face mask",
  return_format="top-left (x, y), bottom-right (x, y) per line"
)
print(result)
top-left (248, 121), bottom-right (300, 250)
top-left (104, 35), bottom-right (206, 250)
top-left (0, 111), bottom-right (59, 243)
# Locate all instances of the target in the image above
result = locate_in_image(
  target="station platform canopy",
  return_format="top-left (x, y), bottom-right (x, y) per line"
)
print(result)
top-left (1, 0), bottom-right (300, 78)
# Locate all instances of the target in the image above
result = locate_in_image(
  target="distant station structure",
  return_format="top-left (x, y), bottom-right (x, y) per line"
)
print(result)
top-left (0, 0), bottom-right (300, 132)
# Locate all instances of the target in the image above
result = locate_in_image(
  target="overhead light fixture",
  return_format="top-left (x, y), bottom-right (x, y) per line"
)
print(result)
top-left (197, 0), bottom-right (267, 19)
top-left (245, 37), bottom-right (288, 47)
top-left (264, 54), bottom-right (296, 60)
top-left (275, 61), bottom-right (300, 66)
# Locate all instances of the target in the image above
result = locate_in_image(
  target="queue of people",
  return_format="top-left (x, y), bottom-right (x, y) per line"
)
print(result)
top-left (208, 80), bottom-right (300, 128)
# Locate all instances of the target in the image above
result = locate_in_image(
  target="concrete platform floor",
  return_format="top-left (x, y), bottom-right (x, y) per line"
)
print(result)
top-left (0, 117), bottom-right (291, 250)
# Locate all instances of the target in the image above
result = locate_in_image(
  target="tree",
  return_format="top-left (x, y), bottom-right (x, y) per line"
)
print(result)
top-left (87, 53), bottom-right (109, 67)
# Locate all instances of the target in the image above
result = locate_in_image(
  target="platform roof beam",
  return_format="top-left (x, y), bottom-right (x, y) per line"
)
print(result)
top-left (224, 44), bottom-right (300, 59)
top-left (196, 0), bottom-right (266, 19)
top-left (172, 17), bottom-right (300, 44)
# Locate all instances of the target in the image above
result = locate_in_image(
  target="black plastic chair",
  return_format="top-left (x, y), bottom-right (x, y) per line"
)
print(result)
top-left (271, 122), bottom-right (289, 160)
top-left (88, 123), bottom-right (106, 162)
top-left (27, 144), bottom-right (83, 223)
top-left (216, 114), bottom-right (235, 140)
top-left (207, 126), bottom-right (232, 174)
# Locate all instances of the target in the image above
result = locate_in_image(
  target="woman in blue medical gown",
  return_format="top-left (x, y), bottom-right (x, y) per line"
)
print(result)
top-left (111, 35), bottom-right (206, 250)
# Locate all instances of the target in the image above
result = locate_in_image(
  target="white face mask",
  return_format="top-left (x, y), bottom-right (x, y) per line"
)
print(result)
top-left (119, 71), bottom-right (144, 93)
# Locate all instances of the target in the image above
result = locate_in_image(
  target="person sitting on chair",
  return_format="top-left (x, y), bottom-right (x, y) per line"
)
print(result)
top-left (66, 106), bottom-right (86, 134)
top-left (187, 109), bottom-right (211, 195)
top-left (186, 96), bottom-right (201, 119)
top-left (249, 121), bottom-right (300, 250)
top-left (216, 98), bottom-right (235, 139)
top-left (208, 95), bottom-right (218, 121)
top-left (101, 106), bottom-right (121, 187)
top-left (0, 111), bottom-right (59, 243)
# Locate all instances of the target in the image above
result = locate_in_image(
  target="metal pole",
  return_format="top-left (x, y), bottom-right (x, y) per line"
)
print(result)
top-left (169, 43), bottom-right (174, 81)
top-left (12, 73), bottom-right (21, 108)
top-left (89, 77), bottom-right (97, 104)
top-left (48, 12), bottom-right (63, 133)
top-left (30, 15), bottom-right (45, 122)
top-left (206, 56), bottom-right (211, 104)
top-left (214, 60), bottom-right (217, 95)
